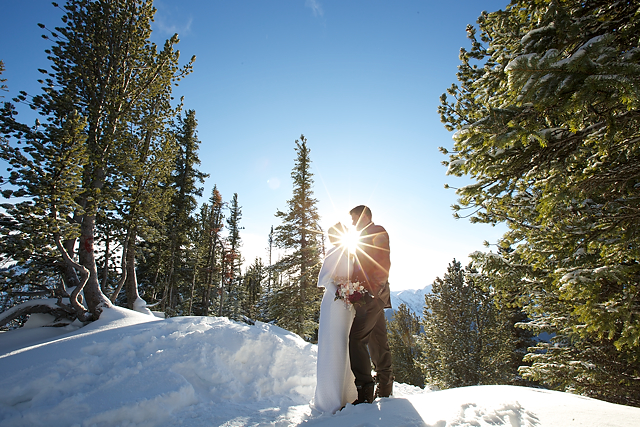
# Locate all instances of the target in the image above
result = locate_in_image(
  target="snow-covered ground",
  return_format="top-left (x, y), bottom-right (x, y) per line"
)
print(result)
top-left (1, 307), bottom-right (639, 427)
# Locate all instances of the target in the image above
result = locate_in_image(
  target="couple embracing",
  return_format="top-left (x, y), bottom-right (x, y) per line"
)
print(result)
top-left (312, 205), bottom-right (393, 414)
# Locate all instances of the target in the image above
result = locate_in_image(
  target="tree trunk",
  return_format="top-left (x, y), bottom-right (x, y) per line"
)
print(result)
top-left (0, 302), bottom-right (76, 328)
top-left (100, 232), bottom-right (110, 293)
top-left (125, 230), bottom-right (140, 310)
top-left (202, 282), bottom-right (210, 316)
top-left (165, 246), bottom-right (176, 314)
top-left (188, 260), bottom-right (197, 316)
top-left (79, 210), bottom-right (112, 318)
top-left (218, 253), bottom-right (226, 316)
top-left (61, 237), bottom-right (81, 290)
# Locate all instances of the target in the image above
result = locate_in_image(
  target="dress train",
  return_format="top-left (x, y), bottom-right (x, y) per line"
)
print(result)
top-left (311, 246), bottom-right (358, 413)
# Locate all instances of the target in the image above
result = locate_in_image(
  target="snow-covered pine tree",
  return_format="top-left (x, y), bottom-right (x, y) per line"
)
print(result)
top-left (469, 249), bottom-right (539, 386)
top-left (439, 0), bottom-right (640, 405)
top-left (420, 260), bottom-right (513, 389)
top-left (1, 110), bottom-right (89, 326)
top-left (387, 303), bottom-right (425, 388)
top-left (271, 135), bottom-right (322, 340)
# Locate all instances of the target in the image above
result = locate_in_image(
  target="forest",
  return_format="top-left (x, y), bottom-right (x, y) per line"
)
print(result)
top-left (1, 0), bottom-right (639, 409)
top-left (0, 1), bottom-right (324, 340)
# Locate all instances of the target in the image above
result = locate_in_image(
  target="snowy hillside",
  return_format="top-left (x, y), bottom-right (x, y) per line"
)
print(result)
top-left (1, 307), bottom-right (639, 426)
top-left (389, 285), bottom-right (431, 317)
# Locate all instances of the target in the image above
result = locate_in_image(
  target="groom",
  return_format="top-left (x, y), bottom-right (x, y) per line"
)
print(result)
top-left (349, 205), bottom-right (393, 404)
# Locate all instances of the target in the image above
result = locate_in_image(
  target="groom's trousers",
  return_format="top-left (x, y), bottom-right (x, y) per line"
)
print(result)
top-left (349, 295), bottom-right (393, 388)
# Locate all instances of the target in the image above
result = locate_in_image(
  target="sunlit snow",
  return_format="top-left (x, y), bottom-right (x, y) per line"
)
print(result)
top-left (1, 307), bottom-right (639, 426)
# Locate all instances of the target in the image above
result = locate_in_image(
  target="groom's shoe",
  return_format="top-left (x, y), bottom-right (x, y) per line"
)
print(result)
top-left (352, 383), bottom-right (375, 405)
top-left (375, 381), bottom-right (393, 398)
top-left (373, 374), bottom-right (394, 398)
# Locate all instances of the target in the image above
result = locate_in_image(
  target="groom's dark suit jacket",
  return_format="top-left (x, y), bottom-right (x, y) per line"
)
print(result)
top-left (352, 222), bottom-right (391, 307)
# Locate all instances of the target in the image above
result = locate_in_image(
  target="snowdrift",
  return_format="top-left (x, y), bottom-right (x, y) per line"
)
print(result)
top-left (0, 307), bottom-right (638, 426)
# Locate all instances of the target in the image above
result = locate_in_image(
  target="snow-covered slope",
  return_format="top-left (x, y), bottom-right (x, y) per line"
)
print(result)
top-left (1, 307), bottom-right (639, 427)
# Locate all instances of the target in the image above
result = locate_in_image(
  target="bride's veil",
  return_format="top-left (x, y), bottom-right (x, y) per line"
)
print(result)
top-left (317, 223), bottom-right (350, 288)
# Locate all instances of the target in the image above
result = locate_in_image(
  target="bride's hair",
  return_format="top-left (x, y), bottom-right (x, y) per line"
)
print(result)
top-left (328, 222), bottom-right (346, 245)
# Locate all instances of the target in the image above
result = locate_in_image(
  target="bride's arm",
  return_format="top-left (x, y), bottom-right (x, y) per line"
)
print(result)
top-left (317, 247), bottom-right (340, 288)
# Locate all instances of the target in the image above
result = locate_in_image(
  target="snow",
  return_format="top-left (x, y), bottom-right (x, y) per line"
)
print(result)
top-left (504, 53), bottom-right (537, 73)
top-left (520, 23), bottom-right (555, 47)
top-left (452, 126), bottom-right (471, 142)
top-left (1, 307), bottom-right (639, 426)
top-left (390, 286), bottom-right (431, 318)
top-left (132, 297), bottom-right (154, 317)
top-left (554, 48), bottom-right (587, 68)
top-left (538, 128), bottom-right (568, 140)
top-left (446, 159), bottom-right (466, 175)
top-left (0, 298), bottom-right (62, 325)
top-left (573, 248), bottom-right (586, 257)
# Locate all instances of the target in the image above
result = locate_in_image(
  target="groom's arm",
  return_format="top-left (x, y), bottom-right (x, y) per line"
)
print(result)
top-left (369, 227), bottom-right (390, 295)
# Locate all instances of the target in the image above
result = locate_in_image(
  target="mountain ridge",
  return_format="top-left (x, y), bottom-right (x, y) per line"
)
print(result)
top-left (388, 285), bottom-right (431, 318)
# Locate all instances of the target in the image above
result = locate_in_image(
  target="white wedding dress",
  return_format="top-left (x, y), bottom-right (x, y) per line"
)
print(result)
top-left (311, 245), bottom-right (358, 414)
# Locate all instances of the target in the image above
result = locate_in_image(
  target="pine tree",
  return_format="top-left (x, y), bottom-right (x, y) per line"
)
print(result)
top-left (420, 260), bottom-right (512, 389)
top-left (387, 303), bottom-right (425, 388)
top-left (255, 225), bottom-right (278, 323)
top-left (469, 249), bottom-right (538, 386)
top-left (193, 185), bottom-right (225, 316)
top-left (0, 0), bottom-right (194, 323)
top-left (267, 225), bottom-right (275, 295)
top-left (1, 111), bottom-right (89, 325)
top-left (0, 61), bottom-right (7, 95)
top-left (161, 110), bottom-right (207, 316)
top-left (439, 0), bottom-right (640, 405)
top-left (109, 83), bottom-right (179, 311)
top-left (271, 135), bottom-right (322, 340)
top-left (242, 257), bottom-right (266, 322)
top-left (220, 193), bottom-right (243, 319)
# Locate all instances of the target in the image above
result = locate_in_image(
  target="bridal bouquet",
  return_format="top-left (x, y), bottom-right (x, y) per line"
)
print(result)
top-left (334, 277), bottom-right (369, 308)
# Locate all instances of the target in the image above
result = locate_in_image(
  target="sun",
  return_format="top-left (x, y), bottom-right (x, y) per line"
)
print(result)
top-left (327, 223), bottom-right (361, 255)
top-left (339, 227), bottom-right (361, 254)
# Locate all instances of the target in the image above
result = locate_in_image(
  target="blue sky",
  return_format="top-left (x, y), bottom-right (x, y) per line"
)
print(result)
top-left (1, 0), bottom-right (509, 291)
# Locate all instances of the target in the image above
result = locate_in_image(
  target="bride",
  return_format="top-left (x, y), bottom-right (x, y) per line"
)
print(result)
top-left (311, 223), bottom-right (358, 414)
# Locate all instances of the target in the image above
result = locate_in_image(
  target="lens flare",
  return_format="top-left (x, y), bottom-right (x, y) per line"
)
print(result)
top-left (327, 224), bottom-right (361, 255)
top-left (340, 228), bottom-right (361, 254)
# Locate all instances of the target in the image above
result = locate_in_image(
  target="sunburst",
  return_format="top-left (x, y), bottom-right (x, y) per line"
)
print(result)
top-left (347, 226), bottom-right (391, 280)
top-left (340, 227), bottom-right (362, 254)
top-left (325, 220), bottom-right (390, 287)
top-left (326, 224), bottom-right (359, 254)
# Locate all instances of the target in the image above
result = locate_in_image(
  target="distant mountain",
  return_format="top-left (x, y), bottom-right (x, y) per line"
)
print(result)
top-left (388, 285), bottom-right (431, 318)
